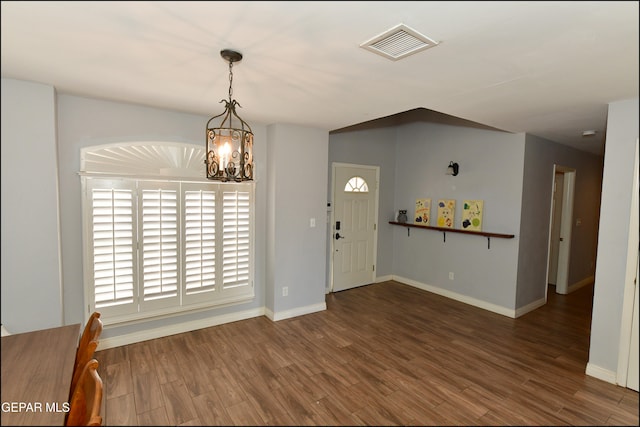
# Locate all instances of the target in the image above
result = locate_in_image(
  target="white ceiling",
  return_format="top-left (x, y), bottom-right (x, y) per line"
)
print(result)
top-left (2, 1), bottom-right (638, 156)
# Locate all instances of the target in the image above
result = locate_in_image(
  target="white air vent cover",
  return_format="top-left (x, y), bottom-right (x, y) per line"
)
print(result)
top-left (360, 23), bottom-right (439, 61)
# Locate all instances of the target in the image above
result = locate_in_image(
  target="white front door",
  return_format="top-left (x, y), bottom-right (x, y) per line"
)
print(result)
top-left (331, 164), bottom-right (378, 292)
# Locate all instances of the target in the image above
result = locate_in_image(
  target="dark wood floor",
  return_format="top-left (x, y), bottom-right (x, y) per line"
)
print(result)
top-left (97, 281), bottom-right (639, 426)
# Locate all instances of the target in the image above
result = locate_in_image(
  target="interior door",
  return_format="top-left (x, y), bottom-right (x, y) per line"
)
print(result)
top-left (548, 172), bottom-right (564, 285)
top-left (551, 166), bottom-right (575, 294)
top-left (332, 164), bottom-right (378, 292)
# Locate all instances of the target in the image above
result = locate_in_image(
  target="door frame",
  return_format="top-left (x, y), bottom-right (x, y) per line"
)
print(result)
top-left (616, 137), bottom-right (639, 389)
top-left (329, 162), bottom-right (380, 293)
top-left (546, 165), bottom-right (576, 296)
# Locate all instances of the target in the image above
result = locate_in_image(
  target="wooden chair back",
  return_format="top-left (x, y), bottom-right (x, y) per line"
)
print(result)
top-left (70, 312), bottom-right (102, 398)
top-left (78, 312), bottom-right (102, 359)
top-left (66, 358), bottom-right (103, 426)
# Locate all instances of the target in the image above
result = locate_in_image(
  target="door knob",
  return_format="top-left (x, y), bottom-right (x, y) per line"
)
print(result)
top-left (335, 232), bottom-right (344, 240)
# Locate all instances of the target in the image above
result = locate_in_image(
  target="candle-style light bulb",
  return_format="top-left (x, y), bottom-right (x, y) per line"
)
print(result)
top-left (219, 141), bottom-right (231, 172)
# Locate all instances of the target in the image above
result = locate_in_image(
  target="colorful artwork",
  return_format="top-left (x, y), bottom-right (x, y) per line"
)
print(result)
top-left (462, 200), bottom-right (484, 231)
top-left (414, 198), bottom-right (431, 225)
top-left (437, 199), bottom-right (456, 228)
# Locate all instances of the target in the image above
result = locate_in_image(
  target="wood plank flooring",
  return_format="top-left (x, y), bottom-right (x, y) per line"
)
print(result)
top-left (97, 281), bottom-right (639, 425)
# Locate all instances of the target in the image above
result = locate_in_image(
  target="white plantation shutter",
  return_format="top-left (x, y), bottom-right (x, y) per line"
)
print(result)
top-left (183, 185), bottom-right (217, 304)
top-left (82, 159), bottom-right (254, 324)
top-left (139, 183), bottom-right (179, 310)
top-left (222, 187), bottom-right (251, 292)
top-left (87, 179), bottom-right (138, 317)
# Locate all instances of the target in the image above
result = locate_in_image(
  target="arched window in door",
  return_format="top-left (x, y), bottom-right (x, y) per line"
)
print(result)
top-left (344, 176), bottom-right (369, 193)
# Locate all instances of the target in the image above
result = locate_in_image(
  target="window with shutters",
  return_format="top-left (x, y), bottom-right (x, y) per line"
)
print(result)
top-left (80, 142), bottom-right (254, 325)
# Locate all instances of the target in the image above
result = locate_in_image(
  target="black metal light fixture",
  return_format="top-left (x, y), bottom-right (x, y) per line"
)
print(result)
top-left (446, 161), bottom-right (459, 176)
top-left (205, 49), bottom-right (253, 181)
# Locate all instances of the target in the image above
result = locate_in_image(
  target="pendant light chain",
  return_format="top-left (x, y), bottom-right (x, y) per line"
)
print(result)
top-left (228, 61), bottom-right (234, 101)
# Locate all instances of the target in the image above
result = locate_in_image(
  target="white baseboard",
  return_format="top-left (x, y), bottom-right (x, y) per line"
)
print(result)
top-left (509, 276), bottom-right (593, 317)
top-left (325, 274), bottom-right (393, 294)
top-left (515, 296), bottom-right (546, 318)
top-left (387, 276), bottom-right (620, 386)
top-left (266, 302), bottom-right (327, 321)
top-left (392, 275), bottom-right (516, 318)
top-left (98, 307), bottom-right (265, 350)
top-left (100, 300), bottom-right (328, 350)
top-left (99, 276), bottom-right (590, 351)
top-left (98, 302), bottom-right (327, 350)
top-left (586, 362), bottom-right (617, 384)
top-left (375, 274), bottom-right (393, 283)
top-left (568, 275), bottom-right (595, 294)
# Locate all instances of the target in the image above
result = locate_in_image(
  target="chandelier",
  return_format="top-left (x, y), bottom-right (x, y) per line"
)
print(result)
top-left (205, 49), bottom-right (254, 181)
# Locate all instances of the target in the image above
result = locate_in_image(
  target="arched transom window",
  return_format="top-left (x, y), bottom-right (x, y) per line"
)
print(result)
top-left (344, 176), bottom-right (369, 193)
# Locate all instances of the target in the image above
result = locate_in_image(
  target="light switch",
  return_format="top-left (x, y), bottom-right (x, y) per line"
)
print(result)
top-left (310, 218), bottom-right (316, 228)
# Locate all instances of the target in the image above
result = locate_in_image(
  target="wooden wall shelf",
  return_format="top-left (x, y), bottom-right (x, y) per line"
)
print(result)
top-left (389, 221), bottom-right (514, 249)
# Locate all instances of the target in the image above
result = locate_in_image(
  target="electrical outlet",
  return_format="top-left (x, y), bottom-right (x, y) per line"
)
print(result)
top-left (449, 272), bottom-right (454, 280)
top-left (282, 286), bottom-right (288, 296)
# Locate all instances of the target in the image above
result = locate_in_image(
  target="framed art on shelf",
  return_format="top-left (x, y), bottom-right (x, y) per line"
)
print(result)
top-left (414, 198), bottom-right (431, 225)
top-left (437, 199), bottom-right (456, 228)
top-left (461, 200), bottom-right (484, 231)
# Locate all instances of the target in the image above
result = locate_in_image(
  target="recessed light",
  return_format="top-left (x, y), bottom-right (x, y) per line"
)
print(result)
top-left (582, 130), bottom-right (596, 137)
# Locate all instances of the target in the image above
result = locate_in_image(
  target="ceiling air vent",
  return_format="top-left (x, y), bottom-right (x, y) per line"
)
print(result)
top-left (360, 23), bottom-right (439, 61)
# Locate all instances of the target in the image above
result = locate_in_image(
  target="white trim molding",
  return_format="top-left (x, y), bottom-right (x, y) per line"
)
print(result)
top-left (567, 275), bottom-right (595, 294)
top-left (392, 275), bottom-right (516, 318)
top-left (515, 297), bottom-right (546, 318)
top-left (98, 307), bottom-right (265, 350)
top-left (266, 302), bottom-right (327, 322)
top-left (586, 362), bottom-right (617, 385)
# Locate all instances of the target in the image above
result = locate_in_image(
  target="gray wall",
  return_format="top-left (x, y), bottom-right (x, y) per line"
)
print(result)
top-left (391, 122), bottom-right (524, 309)
top-left (1, 79), bottom-right (63, 333)
top-left (55, 94), bottom-right (268, 339)
top-left (325, 100), bottom-right (632, 381)
top-left (328, 121), bottom-right (527, 309)
top-left (328, 121), bottom-right (605, 314)
top-left (2, 76), bottom-right (636, 383)
top-left (517, 135), bottom-right (603, 307)
top-left (0, 78), bottom-right (329, 343)
top-left (590, 98), bottom-right (639, 374)
top-left (327, 127), bottom-right (397, 281)
top-left (267, 123), bottom-right (328, 315)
